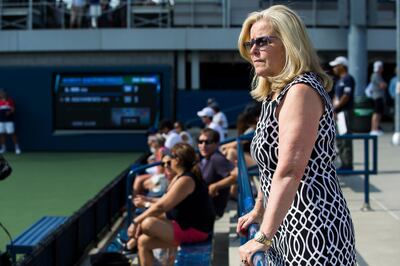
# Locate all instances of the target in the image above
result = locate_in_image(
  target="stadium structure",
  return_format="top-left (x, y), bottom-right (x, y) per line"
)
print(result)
top-left (0, 0), bottom-right (396, 152)
top-left (0, 1), bottom-right (397, 265)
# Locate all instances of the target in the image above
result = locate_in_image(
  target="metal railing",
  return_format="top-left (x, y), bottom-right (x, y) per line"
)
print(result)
top-left (336, 133), bottom-right (378, 211)
top-left (0, 0), bottom-right (396, 30)
top-left (16, 159), bottom-right (138, 266)
top-left (236, 133), bottom-right (267, 265)
top-left (125, 161), bottom-right (161, 226)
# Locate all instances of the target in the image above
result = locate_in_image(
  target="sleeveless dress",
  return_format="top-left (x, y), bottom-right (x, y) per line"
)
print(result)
top-left (250, 72), bottom-right (356, 265)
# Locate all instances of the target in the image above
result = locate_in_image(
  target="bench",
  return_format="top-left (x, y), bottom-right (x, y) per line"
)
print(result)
top-left (6, 216), bottom-right (68, 262)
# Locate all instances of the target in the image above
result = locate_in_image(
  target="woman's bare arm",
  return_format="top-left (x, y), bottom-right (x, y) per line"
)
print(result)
top-left (134, 175), bottom-right (195, 224)
top-left (259, 83), bottom-right (324, 239)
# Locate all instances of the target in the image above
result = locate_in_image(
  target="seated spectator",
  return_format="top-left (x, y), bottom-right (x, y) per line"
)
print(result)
top-left (221, 103), bottom-right (261, 200)
top-left (132, 154), bottom-right (175, 210)
top-left (133, 133), bottom-right (167, 196)
top-left (173, 121), bottom-right (193, 146)
top-left (198, 128), bottom-right (237, 217)
top-left (221, 102), bottom-right (261, 165)
top-left (208, 100), bottom-right (228, 138)
top-left (0, 89), bottom-right (21, 155)
top-left (197, 107), bottom-right (225, 142)
top-left (127, 143), bottom-right (215, 265)
top-left (159, 119), bottom-right (182, 150)
top-left (139, 152), bottom-right (175, 198)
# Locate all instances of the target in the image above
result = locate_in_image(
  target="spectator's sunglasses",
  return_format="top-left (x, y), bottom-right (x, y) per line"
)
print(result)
top-left (197, 139), bottom-right (215, 145)
top-left (243, 36), bottom-right (277, 51)
top-left (161, 160), bottom-right (172, 168)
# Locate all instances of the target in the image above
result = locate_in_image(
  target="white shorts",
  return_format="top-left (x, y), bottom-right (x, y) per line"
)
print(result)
top-left (0, 122), bottom-right (15, 134)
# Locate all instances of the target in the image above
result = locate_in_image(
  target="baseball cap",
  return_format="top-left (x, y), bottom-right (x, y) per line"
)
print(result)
top-left (209, 101), bottom-right (219, 109)
top-left (197, 107), bottom-right (215, 118)
top-left (329, 56), bottom-right (348, 67)
top-left (207, 98), bottom-right (216, 106)
top-left (373, 61), bottom-right (383, 72)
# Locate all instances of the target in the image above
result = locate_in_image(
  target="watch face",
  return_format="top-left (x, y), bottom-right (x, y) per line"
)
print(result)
top-left (255, 231), bottom-right (263, 242)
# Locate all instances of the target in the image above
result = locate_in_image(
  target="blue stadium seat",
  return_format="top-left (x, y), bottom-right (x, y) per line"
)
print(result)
top-left (174, 236), bottom-right (213, 266)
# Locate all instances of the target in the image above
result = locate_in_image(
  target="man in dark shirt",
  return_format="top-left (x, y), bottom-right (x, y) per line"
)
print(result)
top-left (330, 56), bottom-right (355, 170)
top-left (198, 128), bottom-right (237, 218)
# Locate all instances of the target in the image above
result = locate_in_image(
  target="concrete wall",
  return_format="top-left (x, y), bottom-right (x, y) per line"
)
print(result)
top-left (0, 28), bottom-right (396, 53)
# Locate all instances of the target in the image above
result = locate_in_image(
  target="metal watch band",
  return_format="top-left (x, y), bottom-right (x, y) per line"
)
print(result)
top-left (255, 231), bottom-right (273, 247)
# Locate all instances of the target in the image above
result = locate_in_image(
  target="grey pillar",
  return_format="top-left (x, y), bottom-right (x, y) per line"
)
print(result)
top-left (28, 0), bottom-right (33, 30)
top-left (348, 0), bottom-right (367, 97)
top-left (393, 0), bottom-right (400, 145)
top-left (127, 0), bottom-right (131, 29)
top-left (0, 0), bottom-right (3, 30)
top-left (191, 51), bottom-right (200, 90)
top-left (337, 0), bottom-right (348, 27)
top-left (177, 51), bottom-right (186, 90)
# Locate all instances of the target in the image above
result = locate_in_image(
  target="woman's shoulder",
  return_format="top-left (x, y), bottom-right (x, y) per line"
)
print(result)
top-left (174, 173), bottom-right (196, 187)
top-left (280, 72), bottom-right (323, 96)
top-left (177, 172), bottom-right (199, 182)
top-left (292, 72), bottom-right (322, 86)
top-left (277, 72), bottom-right (331, 107)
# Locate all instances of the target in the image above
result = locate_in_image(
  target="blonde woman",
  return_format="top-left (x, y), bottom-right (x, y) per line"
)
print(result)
top-left (236, 5), bottom-right (356, 265)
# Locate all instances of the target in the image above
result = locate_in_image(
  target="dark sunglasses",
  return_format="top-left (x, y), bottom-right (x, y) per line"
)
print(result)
top-left (243, 36), bottom-right (277, 51)
top-left (197, 139), bottom-right (215, 145)
top-left (161, 160), bottom-right (172, 167)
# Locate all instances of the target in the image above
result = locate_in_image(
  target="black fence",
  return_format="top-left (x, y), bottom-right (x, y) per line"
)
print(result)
top-left (17, 153), bottom-right (148, 266)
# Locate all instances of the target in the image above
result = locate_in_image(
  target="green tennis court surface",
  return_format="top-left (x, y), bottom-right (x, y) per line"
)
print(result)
top-left (0, 152), bottom-right (140, 251)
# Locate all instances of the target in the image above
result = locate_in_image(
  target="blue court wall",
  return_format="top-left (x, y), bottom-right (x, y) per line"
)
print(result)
top-left (0, 66), bottom-right (252, 151)
top-left (175, 90), bottom-right (253, 129)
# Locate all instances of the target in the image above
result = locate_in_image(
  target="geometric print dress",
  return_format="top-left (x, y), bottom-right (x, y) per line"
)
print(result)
top-left (250, 72), bottom-right (356, 265)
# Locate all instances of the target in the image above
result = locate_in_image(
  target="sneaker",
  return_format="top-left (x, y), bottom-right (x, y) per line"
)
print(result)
top-left (15, 147), bottom-right (21, 155)
top-left (370, 130), bottom-right (384, 136)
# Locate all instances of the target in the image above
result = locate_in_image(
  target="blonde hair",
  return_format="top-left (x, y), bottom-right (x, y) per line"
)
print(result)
top-left (238, 5), bottom-right (332, 101)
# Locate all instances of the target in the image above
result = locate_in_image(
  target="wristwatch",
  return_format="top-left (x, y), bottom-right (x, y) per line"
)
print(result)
top-left (254, 231), bottom-right (272, 247)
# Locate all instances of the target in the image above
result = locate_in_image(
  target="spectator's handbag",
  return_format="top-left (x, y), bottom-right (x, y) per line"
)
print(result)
top-left (0, 155), bottom-right (12, 181)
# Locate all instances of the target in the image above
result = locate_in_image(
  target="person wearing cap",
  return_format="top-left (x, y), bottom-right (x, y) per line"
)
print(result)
top-left (173, 121), bottom-right (194, 146)
top-left (207, 98), bottom-right (216, 106)
top-left (329, 56), bottom-right (355, 170)
top-left (369, 61), bottom-right (387, 136)
top-left (209, 101), bottom-right (229, 138)
top-left (197, 106), bottom-right (225, 142)
top-left (158, 119), bottom-right (182, 149)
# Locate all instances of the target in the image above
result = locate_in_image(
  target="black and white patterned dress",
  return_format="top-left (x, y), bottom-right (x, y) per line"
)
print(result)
top-left (251, 72), bottom-right (356, 265)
